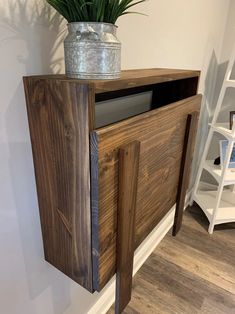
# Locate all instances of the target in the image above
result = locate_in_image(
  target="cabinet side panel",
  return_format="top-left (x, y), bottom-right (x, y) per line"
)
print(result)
top-left (23, 78), bottom-right (93, 291)
top-left (90, 132), bottom-right (100, 290)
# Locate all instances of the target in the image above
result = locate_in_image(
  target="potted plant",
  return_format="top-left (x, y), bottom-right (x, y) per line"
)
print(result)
top-left (46, 0), bottom-right (146, 79)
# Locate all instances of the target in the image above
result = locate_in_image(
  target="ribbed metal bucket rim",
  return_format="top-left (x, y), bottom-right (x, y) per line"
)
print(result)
top-left (67, 22), bottom-right (118, 28)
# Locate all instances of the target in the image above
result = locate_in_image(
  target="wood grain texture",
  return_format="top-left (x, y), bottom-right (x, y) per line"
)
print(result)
top-left (115, 141), bottom-right (140, 314)
top-left (173, 112), bottom-right (199, 236)
top-left (94, 69), bottom-right (200, 94)
top-left (96, 77), bottom-right (199, 104)
top-left (25, 68), bottom-right (200, 95)
top-left (23, 77), bottom-right (93, 291)
top-left (23, 69), bottom-right (201, 293)
top-left (108, 205), bottom-right (235, 314)
top-left (90, 132), bottom-right (100, 291)
top-left (91, 95), bottom-right (202, 289)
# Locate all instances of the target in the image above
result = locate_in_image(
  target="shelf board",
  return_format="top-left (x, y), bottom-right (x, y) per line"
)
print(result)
top-left (225, 79), bottom-right (235, 88)
top-left (194, 190), bottom-right (235, 225)
top-left (209, 122), bottom-right (235, 140)
top-left (204, 160), bottom-right (235, 185)
top-left (24, 69), bottom-right (200, 94)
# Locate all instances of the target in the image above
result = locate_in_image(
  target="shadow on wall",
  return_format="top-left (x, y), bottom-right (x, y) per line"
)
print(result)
top-left (190, 49), bottom-right (221, 189)
top-left (212, 60), bottom-right (229, 106)
top-left (1, 2), bottom-right (113, 313)
top-left (0, 1), bottom-right (85, 314)
top-left (0, 0), bottom-right (65, 74)
top-left (190, 48), bottom-right (235, 188)
top-left (6, 141), bottom-right (71, 314)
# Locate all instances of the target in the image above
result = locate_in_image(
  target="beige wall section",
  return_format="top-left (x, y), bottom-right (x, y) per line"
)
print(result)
top-left (0, 1), bottom-right (232, 314)
top-left (118, 0), bottom-right (229, 73)
top-left (220, 0), bottom-right (235, 63)
top-left (215, 0), bottom-right (235, 121)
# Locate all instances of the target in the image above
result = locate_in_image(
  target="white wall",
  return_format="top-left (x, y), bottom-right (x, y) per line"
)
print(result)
top-left (220, 0), bottom-right (235, 64)
top-left (118, 0), bottom-right (228, 74)
top-left (214, 0), bottom-right (235, 122)
top-left (0, 1), bottom-right (231, 314)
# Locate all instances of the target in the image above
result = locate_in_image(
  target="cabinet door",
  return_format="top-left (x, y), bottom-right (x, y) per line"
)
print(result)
top-left (90, 95), bottom-right (202, 290)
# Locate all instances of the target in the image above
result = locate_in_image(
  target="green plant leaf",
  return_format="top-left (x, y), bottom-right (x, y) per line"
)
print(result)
top-left (46, 0), bottom-right (147, 23)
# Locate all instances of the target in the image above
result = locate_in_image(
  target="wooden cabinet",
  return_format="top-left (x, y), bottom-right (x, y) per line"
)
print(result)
top-left (23, 69), bottom-right (201, 299)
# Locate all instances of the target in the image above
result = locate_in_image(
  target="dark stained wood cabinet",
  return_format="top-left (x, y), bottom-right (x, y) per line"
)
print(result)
top-left (23, 69), bottom-right (201, 300)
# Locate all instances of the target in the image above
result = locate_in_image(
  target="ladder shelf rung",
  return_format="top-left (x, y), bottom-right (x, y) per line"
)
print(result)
top-left (225, 80), bottom-right (235, 88)
top-left (209, 123), bottom-right (235, 140)
top-left (203, 160), bottom-right (235, 185)
top-left (194, 190), bottom-right (235, 225)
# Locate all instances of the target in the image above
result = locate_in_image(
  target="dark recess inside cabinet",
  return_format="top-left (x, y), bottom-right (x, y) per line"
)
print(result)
top-left (95, 77), bottom-right (198, 128)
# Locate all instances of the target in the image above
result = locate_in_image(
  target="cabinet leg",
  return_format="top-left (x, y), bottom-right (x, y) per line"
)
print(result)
top-left (115, 141), bottom-right (140, 314)
top-left (173, 112), bottom-right (198, 236)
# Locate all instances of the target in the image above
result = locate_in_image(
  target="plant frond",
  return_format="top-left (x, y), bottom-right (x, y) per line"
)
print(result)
top-left (46, 0), bottom-right (147, 23)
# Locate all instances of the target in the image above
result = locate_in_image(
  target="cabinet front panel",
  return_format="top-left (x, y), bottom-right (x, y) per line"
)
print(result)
top-left (90, 95), bottom-right (201, 290)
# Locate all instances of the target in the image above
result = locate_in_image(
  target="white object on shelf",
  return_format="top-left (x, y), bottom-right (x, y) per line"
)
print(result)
top-left (220, 140), bottom-right (235, 168)
top-left (191, 43), bottom-right (235, 234)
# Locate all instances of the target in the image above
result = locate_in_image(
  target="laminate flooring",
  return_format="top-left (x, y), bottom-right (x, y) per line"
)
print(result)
top-left (108, 205), bottom-right (235, 314)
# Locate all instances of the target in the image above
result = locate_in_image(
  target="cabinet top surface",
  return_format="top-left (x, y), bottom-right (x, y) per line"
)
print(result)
top-left (25, 68), bottom-right (200, 94)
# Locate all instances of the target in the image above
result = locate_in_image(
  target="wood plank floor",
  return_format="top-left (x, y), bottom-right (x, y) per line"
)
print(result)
top-left (108, 205), bottom-right (235, 314)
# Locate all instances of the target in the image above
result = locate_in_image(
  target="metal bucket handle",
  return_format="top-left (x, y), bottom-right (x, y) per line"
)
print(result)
top-left (76, 25), bottom-right (100, 41)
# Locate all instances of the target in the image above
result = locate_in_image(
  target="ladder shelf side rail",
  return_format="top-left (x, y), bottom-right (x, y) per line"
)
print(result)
top-left (191, 43), bottom-right (235, 234)
top-left (208, 139), bottom-right (235, 234)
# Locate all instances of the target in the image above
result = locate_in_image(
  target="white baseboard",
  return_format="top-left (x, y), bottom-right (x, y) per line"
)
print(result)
top-left (88, 192), bottom-right (191, 314)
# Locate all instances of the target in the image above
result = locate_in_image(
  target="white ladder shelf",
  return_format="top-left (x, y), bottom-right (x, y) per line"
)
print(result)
top-left (192, 45), bottom-right (235, 234)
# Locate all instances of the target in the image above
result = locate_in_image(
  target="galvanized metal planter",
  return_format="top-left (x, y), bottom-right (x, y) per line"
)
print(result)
top-left (64, 22), bottom-right (121, 80)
